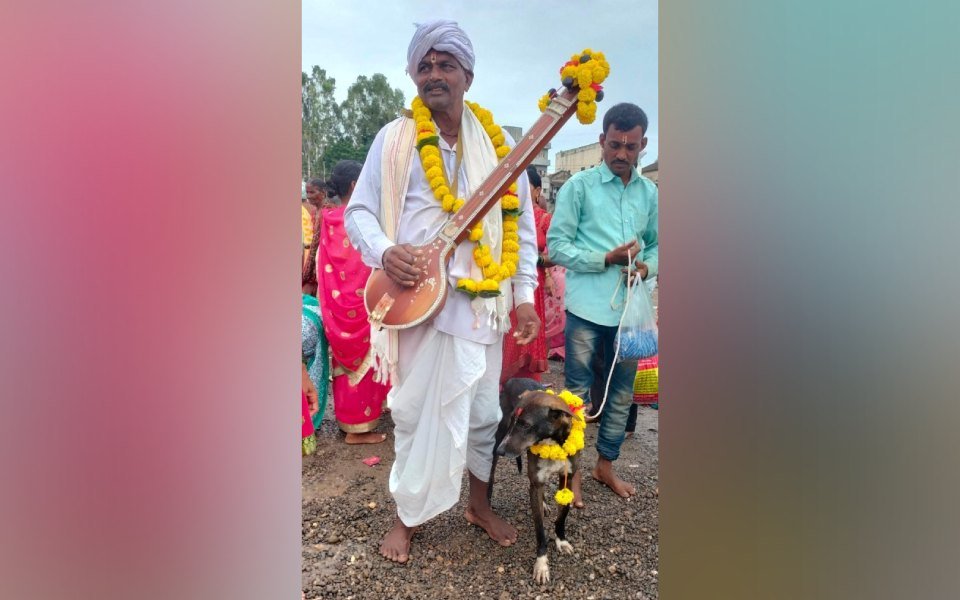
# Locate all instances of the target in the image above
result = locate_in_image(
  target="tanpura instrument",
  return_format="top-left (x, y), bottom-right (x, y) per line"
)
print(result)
top-left (364, 87), bottom-right (581, 329)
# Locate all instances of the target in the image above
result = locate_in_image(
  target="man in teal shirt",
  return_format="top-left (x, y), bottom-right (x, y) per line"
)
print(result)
top-left (547, 102), bottom-right (658, 504)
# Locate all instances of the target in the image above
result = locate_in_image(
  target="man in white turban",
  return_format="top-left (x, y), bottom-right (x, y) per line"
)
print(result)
top-left (345, 19), bottom-right (541, 563)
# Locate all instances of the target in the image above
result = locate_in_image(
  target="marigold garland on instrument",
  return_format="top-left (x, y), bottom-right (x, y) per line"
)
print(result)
top-left (537, 49), bottom-right (611, 125)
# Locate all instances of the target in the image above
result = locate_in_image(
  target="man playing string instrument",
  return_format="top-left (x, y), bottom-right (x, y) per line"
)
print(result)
top-left (344, 19), bottom-right (540, 563)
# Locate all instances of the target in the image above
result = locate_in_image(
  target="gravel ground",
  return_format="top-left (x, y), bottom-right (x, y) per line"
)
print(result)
top-left (302, 359), bottom-right (659, 599)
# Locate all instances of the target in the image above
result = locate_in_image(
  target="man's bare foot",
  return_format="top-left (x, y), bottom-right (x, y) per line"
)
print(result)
top-left (464, 505), bottom-right (518, 546)
top-left (379, 517), bottom-right (416, 563)
top-left (345, 431), bottom-right (387, 445)
top-left (570, 470), bottom-right (585, 509)
top-left (591, 458), bottom-right (636, 498)
top-left (465, 472), bottom-right (518, 546)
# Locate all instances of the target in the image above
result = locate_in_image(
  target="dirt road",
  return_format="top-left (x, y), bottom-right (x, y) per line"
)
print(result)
top-left (303, 359), bottom-right (659, 599)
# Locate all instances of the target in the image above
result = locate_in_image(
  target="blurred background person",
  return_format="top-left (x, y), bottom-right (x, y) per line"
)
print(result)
top-left (305, 178), bottom-right (330, 213)
top-left (302, 182), bottom-right (315, 270)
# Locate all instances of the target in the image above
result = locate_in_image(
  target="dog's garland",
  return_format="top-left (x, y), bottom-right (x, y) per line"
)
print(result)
top-left (529, 389), bottom-right (586, 506)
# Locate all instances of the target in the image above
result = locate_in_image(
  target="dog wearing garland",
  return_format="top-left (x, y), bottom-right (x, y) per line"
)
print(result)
top-left (492, 378), bottom-right (587, 584)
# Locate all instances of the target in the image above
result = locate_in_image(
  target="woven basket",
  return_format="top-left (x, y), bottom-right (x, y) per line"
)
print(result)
top-left (633, 354), bottom-right (659, 404)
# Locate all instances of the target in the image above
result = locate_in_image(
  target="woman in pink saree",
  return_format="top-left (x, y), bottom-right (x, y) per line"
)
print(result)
top-left (316, 160), bottom-right (390, 444)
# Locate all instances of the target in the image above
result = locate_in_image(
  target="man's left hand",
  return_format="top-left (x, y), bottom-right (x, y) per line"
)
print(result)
top-left (622, 260), bottom-right (649, 284)
top-left (512, 302), bottom-right (541, 346)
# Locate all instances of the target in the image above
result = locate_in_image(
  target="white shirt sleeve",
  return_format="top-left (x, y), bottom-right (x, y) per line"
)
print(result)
top-left (344, 127), bottom-right (395, 269)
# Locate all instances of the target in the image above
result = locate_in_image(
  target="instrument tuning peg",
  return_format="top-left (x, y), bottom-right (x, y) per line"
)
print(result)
top-left (596, 89), bottom-right (604, 102)
top-left (561, 76), bottom-right (574, 89)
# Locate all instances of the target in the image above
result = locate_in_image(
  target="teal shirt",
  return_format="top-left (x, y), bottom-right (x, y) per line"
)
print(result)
top-left (547, 162), bottom-right (658, 327)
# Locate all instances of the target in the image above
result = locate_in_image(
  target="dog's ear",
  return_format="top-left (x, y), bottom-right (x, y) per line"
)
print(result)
top-left (518, 390), bottom-right (537, 402)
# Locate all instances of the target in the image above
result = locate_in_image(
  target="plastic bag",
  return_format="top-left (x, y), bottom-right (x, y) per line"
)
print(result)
top-left (615, 277), bottom-right (658, 361)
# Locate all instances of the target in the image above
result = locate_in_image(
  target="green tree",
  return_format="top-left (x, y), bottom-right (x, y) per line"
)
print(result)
top-left (301, 67), bottom-right (339, 180)
top-left (320, 137), bottom-right (368, 176)
top-left (339, 74), bottom-right (405, 157)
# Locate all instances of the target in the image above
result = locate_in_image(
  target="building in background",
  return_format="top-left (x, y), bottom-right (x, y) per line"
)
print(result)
top-left (551, 140), bottom-right (654, 199)
top-left (504, 125), bottom-right (550, 197)
top-left (503, 130), bottom-right (658, 204)
top-left (555, 141), bottom-right (651, 176)
top-left (546, 170), bottom-right (571, 204)
top-left (641, 159), bottom-right (658, 184)
top-left (554, 141), bottom-right (602, 175)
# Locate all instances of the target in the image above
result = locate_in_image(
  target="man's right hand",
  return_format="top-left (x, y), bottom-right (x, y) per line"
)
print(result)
top-left (605, 240), bottom-right (642, 266)
top-left (382, 244), bottom-right (424, 287)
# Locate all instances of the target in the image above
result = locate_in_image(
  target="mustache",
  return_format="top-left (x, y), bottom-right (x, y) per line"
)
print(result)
top-left (423, 81), bottom-right (450, 93)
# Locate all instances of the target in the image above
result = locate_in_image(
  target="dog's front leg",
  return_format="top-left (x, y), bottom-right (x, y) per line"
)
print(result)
top-left (554, 468), bottom-right (575, 555)
top-left (553, 503), bottom-right (574, 555)
top-left (530, 481), bottom-right (550, 584)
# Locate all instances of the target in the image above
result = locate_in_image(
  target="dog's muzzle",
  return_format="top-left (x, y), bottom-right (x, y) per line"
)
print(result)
top-left (495, 439), bottom-right (519, 459)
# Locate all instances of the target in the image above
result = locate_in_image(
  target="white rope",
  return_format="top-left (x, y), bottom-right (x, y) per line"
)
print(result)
top-left (588, 249), bottom-right (642, 420)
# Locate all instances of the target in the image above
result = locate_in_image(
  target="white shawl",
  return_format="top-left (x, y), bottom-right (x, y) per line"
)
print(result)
top-left (369, 103), bottom-right (510, 385)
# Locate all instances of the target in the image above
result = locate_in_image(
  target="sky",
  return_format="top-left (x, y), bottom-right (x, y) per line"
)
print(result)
top-left (302, 0), bottom-right (658, 172)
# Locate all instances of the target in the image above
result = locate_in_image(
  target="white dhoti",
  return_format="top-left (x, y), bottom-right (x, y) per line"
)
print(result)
top-left (388, 325), bottom-right (502, 527)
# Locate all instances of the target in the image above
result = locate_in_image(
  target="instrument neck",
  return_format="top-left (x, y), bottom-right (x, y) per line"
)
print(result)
top-left (441, 88), bottom-right (578, 244)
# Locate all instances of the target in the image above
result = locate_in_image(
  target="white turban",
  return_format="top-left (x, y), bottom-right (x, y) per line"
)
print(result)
top-left (406, 19), bottom-right (475, 77)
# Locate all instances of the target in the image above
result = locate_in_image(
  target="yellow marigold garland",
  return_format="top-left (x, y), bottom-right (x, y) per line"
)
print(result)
top-left (411, 96), bottom-right (520, 298)
top-left (537, 49), bottom-right (611, 125)
top-left (555, 488), bottom-right (575, 505)
top-left (529, 389), bottom-right (587, 506)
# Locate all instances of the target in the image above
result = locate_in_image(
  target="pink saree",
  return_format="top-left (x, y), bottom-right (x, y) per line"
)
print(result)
top-left (539, 207), bottom-right (566, 359)
top-left (544, 264), bottom-right (566, 359)
top-left (316, 206), bottom-right (389, 433)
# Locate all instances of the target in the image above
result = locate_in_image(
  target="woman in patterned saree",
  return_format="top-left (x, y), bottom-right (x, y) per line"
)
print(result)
top-left (316, 160), bottom-right (390, 444)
